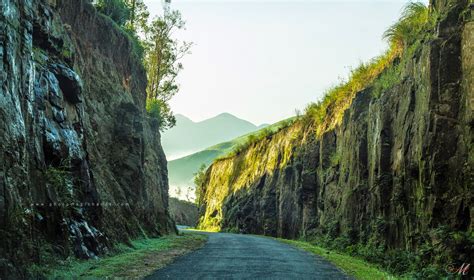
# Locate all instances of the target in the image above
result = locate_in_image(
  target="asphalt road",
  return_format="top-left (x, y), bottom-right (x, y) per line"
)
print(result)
top-left (146, 230), bottom-right (352, 280)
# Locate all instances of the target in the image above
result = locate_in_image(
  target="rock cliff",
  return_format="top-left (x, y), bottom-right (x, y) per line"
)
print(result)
top-left (0, 0), bottom-right (174, 277)
top-left (198, 0), bottom-right (473, 271)
top-left (169, 198), bottom-right (199, 227)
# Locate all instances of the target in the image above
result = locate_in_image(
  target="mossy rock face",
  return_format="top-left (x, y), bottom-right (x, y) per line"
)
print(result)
top-left (197, 0), bottom-right (473, 275)
top-left (0, 0), bottom-right (174, 278)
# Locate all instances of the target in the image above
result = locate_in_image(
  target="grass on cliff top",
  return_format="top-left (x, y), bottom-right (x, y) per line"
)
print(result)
top-left (279, 239), bottom-right (402, 280)
top-left (303, 2), bottom-right (434, 133)
top-left (211, 2), bottom-right (434, 162)
top-left (216, 117), bottom-right (297, 160)
top-left (45, 233), bottom-right (207, 279)
top-left (302, 3), bottom-right (434, 136)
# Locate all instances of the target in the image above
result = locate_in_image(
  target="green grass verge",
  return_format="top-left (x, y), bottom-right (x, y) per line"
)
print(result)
top-left (278, 239), bottom-right (403, 280)
top-left (46, 233), bottom-right (207, 279)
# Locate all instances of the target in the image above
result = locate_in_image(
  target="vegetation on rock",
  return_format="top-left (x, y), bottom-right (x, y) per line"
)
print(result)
top-left (95, 0), bottom-right (191, 131)
top-left (302, 2), bottom-right (433, 134)
top-left (194, 164), bottom-right (208, 206)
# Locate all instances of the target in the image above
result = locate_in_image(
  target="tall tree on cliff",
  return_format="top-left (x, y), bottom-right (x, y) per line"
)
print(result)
top-left (144, 10), bottom-right (192, 131)
top-left (95, 0), bottom-right (190, 131)
top-left (124, 0), bottom-right (150, 34)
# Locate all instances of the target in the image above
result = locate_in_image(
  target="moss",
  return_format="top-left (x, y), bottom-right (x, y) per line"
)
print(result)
top-left (45, 166), bottom-right (75, 207)
top-left (60, 47), bottom-right (74, 62)
top-left (329, 152), bottom-right (341, 167)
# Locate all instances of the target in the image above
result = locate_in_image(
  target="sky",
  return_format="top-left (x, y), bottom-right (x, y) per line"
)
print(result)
top-left (143, 0), bottom-right (428, 125)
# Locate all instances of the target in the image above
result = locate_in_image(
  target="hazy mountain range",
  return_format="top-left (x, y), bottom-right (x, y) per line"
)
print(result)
top-left (166, 117), bottom-right (294, 200)
top-left (162, 113), bottom-right (268, 160)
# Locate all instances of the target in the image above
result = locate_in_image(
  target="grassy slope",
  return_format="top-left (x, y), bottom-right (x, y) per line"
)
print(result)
top-left (46, 233), bottom-right (207, 279)
top-left (278, 239), bottom-right (402, 280)
top-left (168, 118), bottom-right (294, 187)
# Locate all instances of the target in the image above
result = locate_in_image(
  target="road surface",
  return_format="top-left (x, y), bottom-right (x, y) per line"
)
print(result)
top-left (146, 230), bottom-right (351, 280)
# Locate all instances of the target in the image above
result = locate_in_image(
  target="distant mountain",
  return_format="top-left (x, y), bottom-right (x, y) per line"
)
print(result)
top-left (162, 113), bottom-right (263, 160)
top-left (167, 118), bottom-right (293, 199)
top-left (168, 139), bottom-right (241, 190)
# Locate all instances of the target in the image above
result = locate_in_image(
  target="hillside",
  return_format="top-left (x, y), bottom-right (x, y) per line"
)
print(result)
top-left (162, 113), bottom-right (266, 159)
top-left (196, 1), bottom-right (473, 277)
top-left (168, 118), bottom-right (294, 198)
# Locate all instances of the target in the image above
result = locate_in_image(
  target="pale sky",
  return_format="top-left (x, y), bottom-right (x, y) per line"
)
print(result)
top-left (143, 0), bottom-right (428, 125)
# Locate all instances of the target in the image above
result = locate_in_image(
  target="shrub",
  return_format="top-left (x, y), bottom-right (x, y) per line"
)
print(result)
top-left (194, 164), bottom-right (207, 205)
top-left (146, 98), bottom-right (176, 131)
top-left (220, 118), bottom-right (297, 160)
top-left (371, 62), bottom-right (402, 98)
top-left (302, 53), bottom-right (393, 130)
top-left (45, 166), bottom-right (74, 207)
top-left (95, 0), bottom-right (131, 27)
top-left (383, 2), bottom-right (431, 57)
top-left (145, 98), bottom-right (161, 119)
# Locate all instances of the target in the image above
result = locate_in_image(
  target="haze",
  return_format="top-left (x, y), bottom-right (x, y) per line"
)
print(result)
top-left (144, 0), bottom-right (428, 125)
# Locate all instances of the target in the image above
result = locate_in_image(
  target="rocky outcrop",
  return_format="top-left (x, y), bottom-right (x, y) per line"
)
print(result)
top-left (198, 0), bottom-right (473, 270)
top-left (169, 198), bottom-right (199, 227)
top-left (0, 0), bottom-right (174, 278)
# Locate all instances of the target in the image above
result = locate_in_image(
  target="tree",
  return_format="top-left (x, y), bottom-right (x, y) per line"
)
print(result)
top-left (194, 164), bottom-right (207, 205)
top-left (185, 186), bottom-right (194, 202)
top-left (144, 10), bottom-right (192, 131)
top-left (124, 0), bottom-right (150, 34)
top-left (95, 0), bottom-right (149, 32)
top-left (95, 0), bottom-right (190, 131)
top-left (95, 0), bottom-right (131, 26)
top-left (175, 187), bottom-right (182, 198)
